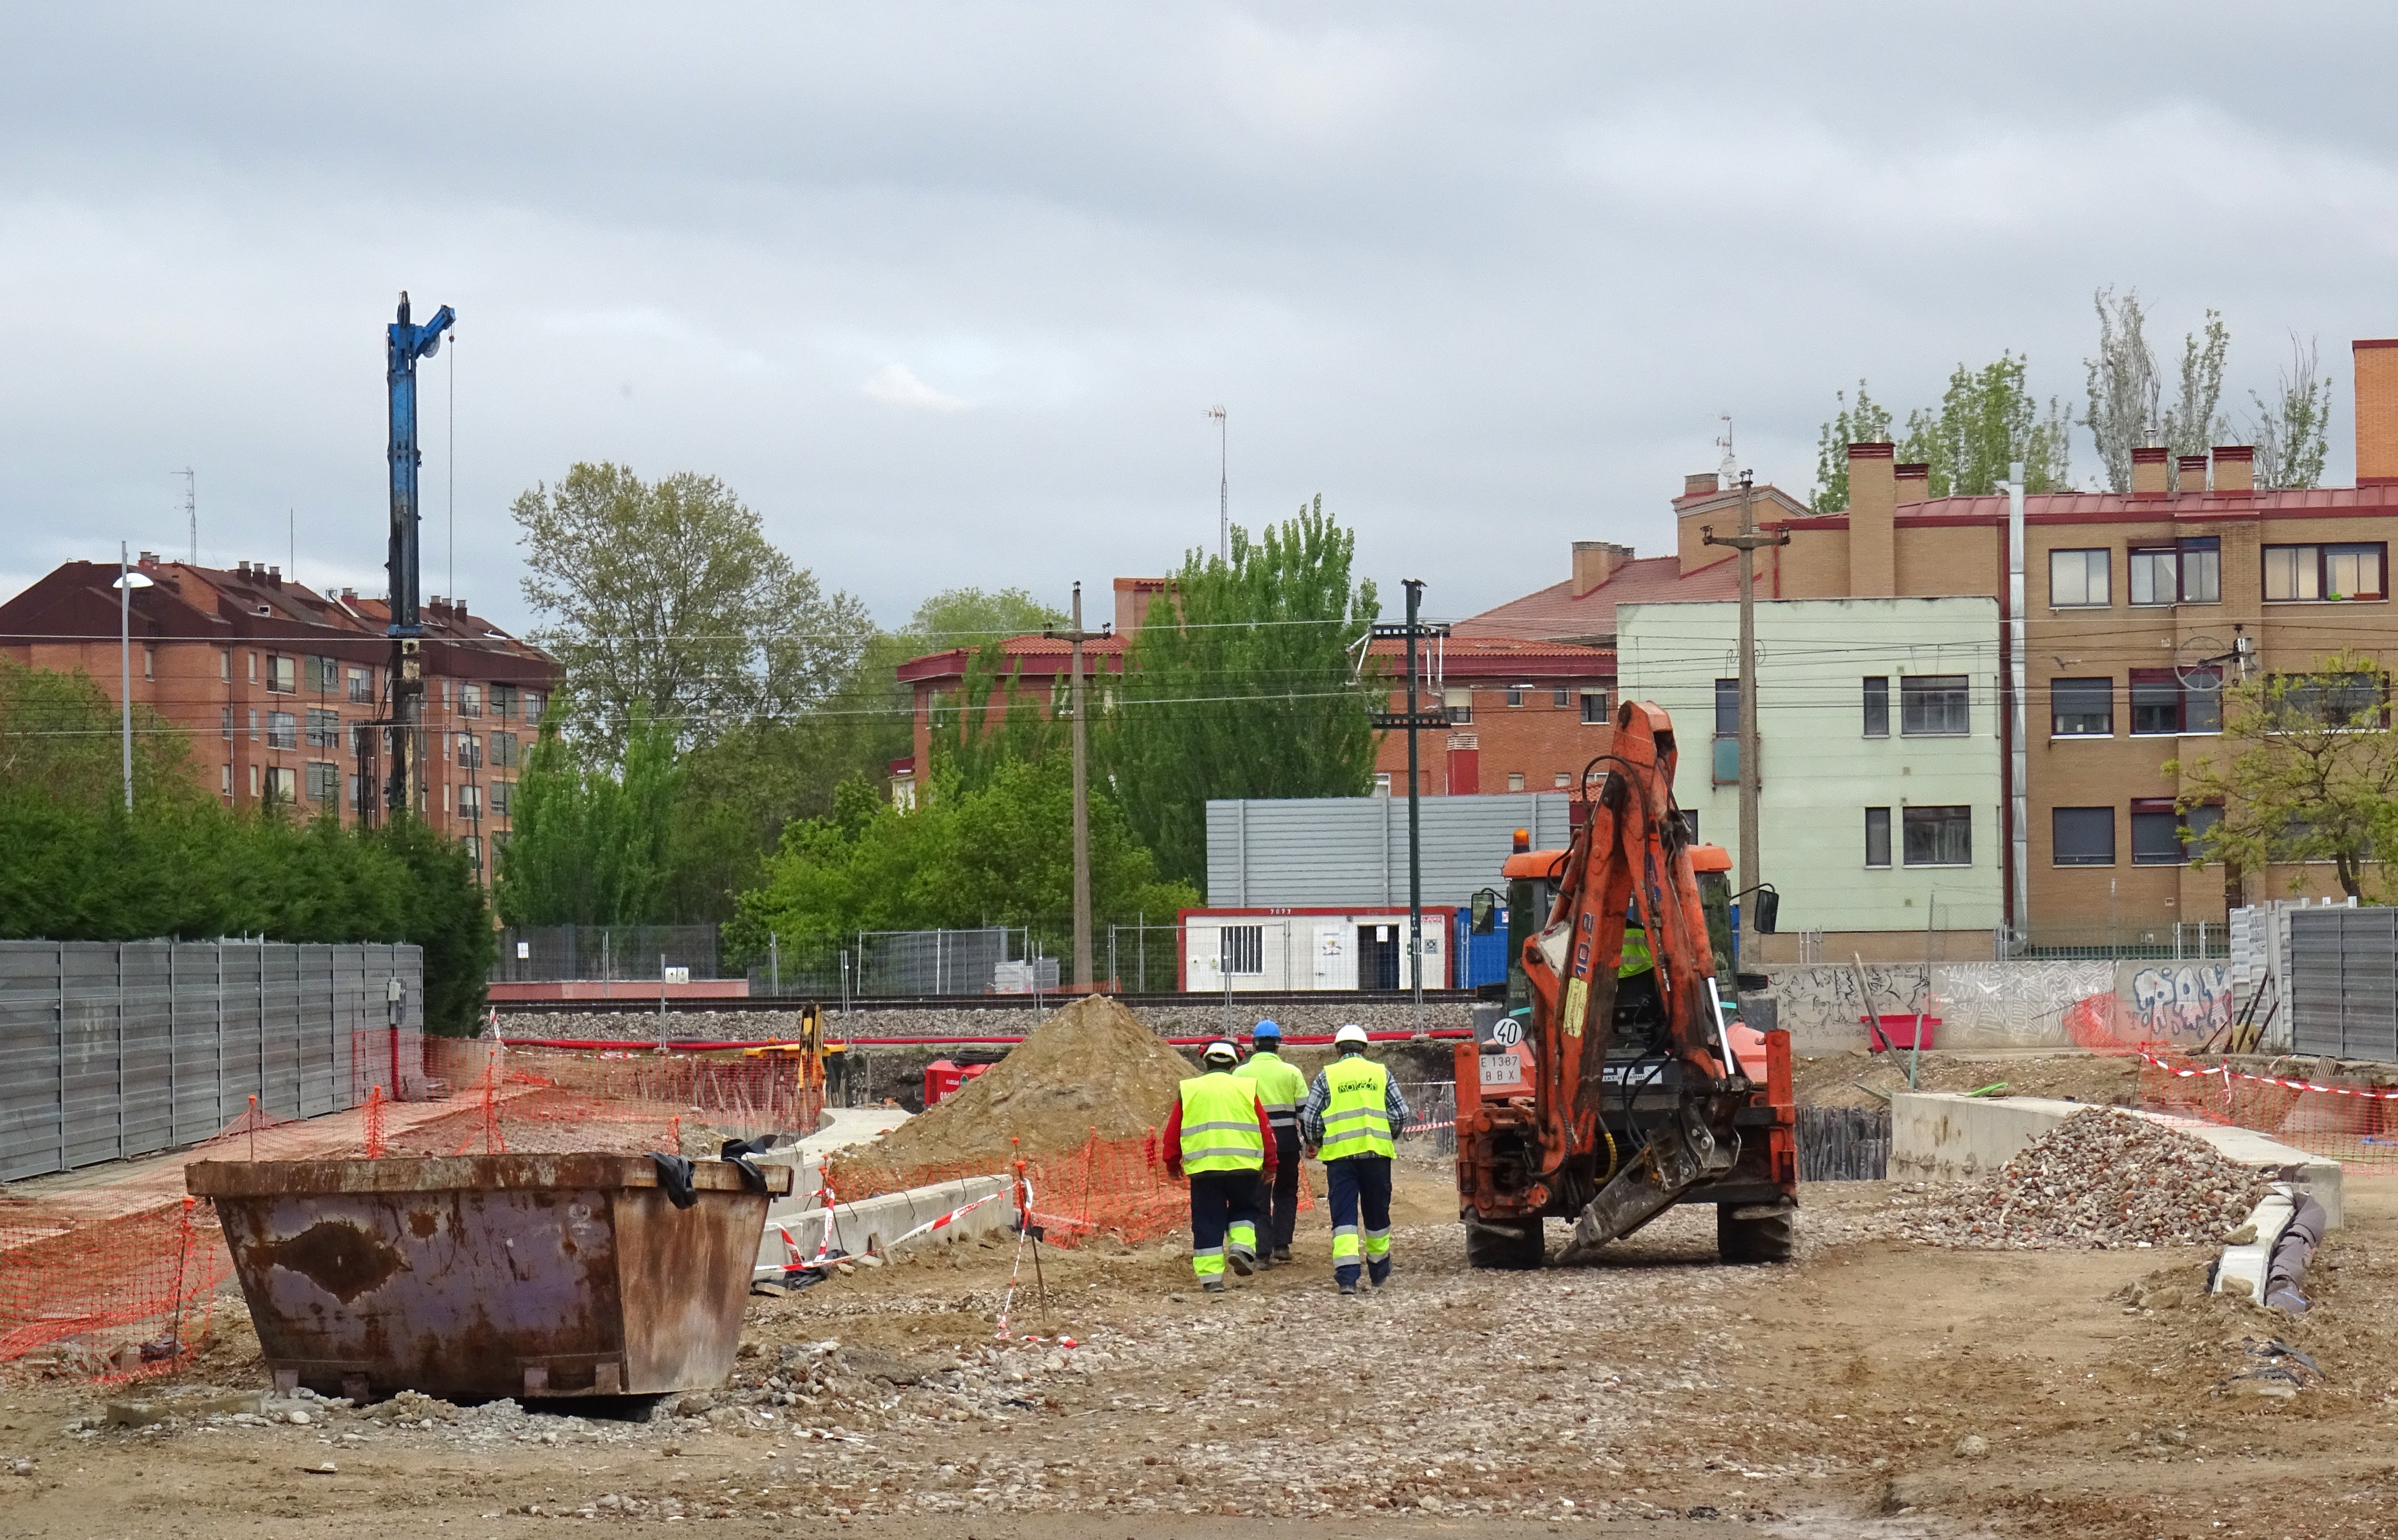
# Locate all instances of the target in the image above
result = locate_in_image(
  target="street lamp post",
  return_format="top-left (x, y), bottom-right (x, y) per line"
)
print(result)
top-left (111, 545), bottom-right (155, 811)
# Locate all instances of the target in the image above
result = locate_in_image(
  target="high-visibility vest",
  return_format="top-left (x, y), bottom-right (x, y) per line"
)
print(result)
top-left (1177, 1072), bottom-right (1266, 1174)
top-left (1618, 924), bottom-right (1654, 978)
top-left (1235, 1051), bottom-right (1306, 1130)
top-left (1318, 1056), bottom-right (1394, 1161)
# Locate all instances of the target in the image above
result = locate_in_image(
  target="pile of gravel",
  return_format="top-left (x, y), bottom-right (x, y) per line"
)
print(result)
top-left (1888, 1109), bottom-right (2272, 1250)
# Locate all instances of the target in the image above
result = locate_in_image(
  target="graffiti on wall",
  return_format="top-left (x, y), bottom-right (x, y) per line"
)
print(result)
top-left (2123, 962), bottom-right (2232, 1043)
top-left (1761, 961), bottom-right (2116, 1049)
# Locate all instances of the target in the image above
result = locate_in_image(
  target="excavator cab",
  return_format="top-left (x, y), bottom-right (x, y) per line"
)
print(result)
top-left (1456, 703), bottom-right (1797, 1271)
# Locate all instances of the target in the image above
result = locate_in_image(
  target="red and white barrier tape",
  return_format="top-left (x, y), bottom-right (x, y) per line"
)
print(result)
top-left (2137, 1051), bottom-right (2398, 1100)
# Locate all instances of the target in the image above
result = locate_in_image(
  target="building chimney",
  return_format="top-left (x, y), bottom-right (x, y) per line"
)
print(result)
top-left (1571, 541), bottom-right (1633, 598)
top-left (137, 550), bottom-right (159, 567)
top-left (1683, 472), bottom-right (1718, 499)
top-left (266, 565), bottom-right (282, 587)
top-left (1893, 462), bottom-right (1930, 504)
top-left (2211, 445), bottom-right (2254, 493)
top-left (237, 560), bottom-right (251, 577)
top-left (340, 586), bottom-right (357, 601)
top-left (1846, 443), bottom-right (1896, 597)
top-left (2176, 454), bottom-right (2209, 495)
top-left (2356, 340), bottom-right (2398, 485)
top-left (2131, 446), bottom-right (2169, 499)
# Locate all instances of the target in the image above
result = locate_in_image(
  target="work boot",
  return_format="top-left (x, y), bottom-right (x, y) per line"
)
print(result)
top-left (1227, 1248), bottom-right (1255, 1277)
top-left (1337, 1280), bottom-right (1358, 1296)
top-left (1368, 1259), bottom-right (1391, 1289)
top-left (1252, 1251), bottom-right (1274, 1270)
top-left (1202, 1278), bottom-right (1226, 1294)
top-left (1273, 1246), bottom-right (1292, 1263)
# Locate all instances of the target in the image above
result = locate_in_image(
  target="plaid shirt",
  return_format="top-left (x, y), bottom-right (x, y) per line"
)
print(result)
top-left (1298, 1056), bottom-right (1411, 1152)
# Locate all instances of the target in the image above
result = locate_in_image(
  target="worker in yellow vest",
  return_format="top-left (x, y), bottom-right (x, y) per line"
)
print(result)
top-left (1298, 1024), bottom-right (1410, 1295)
top-left (1234, 1020), bottom-right (1307, 1265)
top-left (1162, 1039), bottom-right (1277, 1293)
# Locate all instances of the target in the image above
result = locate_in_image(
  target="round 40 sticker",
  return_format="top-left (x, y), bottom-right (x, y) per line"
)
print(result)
top-left (1489, 1017), bottom-right (1523, 1046)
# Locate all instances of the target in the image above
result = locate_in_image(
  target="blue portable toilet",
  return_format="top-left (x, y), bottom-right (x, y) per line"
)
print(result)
top-left (1452, 905), bottom-right (1512, 989)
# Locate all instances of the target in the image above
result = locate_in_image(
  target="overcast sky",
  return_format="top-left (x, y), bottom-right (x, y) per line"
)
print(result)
top-left (6, 5), bottom-right (2396, 635)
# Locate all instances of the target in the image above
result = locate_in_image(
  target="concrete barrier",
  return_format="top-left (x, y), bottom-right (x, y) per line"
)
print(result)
top-left (1890, 1092), bottom-right (2342, 1228)
top-left (757, 1174), bottom-right (1014, 1274)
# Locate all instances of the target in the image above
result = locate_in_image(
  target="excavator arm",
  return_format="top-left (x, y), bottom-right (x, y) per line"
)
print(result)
top-left (1519, 702), bottom-right (1746, 1259)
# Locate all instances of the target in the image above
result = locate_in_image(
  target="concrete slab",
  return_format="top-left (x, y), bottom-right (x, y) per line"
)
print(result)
top-left (1890, 1092), bottom-right (2342, 1228)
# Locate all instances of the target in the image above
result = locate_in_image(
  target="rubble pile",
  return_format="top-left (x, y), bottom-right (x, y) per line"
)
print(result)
top-left (1890, 1109), bottom-right (2271, 1250)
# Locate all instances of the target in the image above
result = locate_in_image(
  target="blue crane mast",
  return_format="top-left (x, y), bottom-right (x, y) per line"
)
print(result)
top-left (381, 290), bottom-right (454, 822)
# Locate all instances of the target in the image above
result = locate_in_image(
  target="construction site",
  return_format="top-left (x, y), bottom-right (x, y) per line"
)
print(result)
top-left (1, 787), bottom-right (2393, 1540)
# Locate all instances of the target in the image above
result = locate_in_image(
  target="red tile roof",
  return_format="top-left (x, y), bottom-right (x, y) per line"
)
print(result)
top-left (1449, 554), bottom-right (1741, 647)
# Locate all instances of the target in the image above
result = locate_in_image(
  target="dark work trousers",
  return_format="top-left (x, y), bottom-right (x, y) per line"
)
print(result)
top-left (1186, 1168), bottom-right (1264, 1280)
top-left (1261, 1127), bottom-right (1301, 1251)
top-left (1325, 1154), bottom-right (1394, 1286)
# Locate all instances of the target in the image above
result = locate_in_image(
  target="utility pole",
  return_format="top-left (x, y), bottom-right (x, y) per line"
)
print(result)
top-left (1371, 580), bottom-right (1449, 1018)
top-left (383, 291), bottom-right (454, 824)
top-left (1045, 585), bottom-right (1110, 990)
top-left (1702, 471), bottom-right (1788, 970)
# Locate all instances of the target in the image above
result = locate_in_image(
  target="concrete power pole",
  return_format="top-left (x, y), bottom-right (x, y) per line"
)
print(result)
top-left (1047, 584), bottom-right (1109, 990)
top-left (1703, 471), bottom-right (1787, 969)
top-left (1369, 581), bottom-right (1450, 1018)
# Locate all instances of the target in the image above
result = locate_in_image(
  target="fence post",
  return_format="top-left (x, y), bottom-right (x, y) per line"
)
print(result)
top-left (770, 932), bottom-right (780, 997)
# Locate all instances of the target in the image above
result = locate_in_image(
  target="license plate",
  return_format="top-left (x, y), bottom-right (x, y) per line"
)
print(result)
top-left (1479, 1054), bottom-right (1525, 1087)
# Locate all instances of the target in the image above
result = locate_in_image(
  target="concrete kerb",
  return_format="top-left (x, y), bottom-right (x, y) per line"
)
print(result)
top-left (754, 1173), bottom-right (1015, 1277)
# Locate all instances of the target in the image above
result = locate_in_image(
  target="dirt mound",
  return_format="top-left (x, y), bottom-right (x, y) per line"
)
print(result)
top-left (849, 996), bottom-right (1197, 1174)
top-left (1889, 1108), bottom-right (2272, 1250)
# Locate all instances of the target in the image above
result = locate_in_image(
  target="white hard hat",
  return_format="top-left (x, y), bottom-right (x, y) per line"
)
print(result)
top-left (1203, 1039), bottom-right (1240, 1064)
top-left (1334, 1023), bottom-right (1369, 1048)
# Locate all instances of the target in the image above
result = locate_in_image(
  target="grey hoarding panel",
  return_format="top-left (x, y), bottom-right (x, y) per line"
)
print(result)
top-left (0, 939), bottom-right (423, 1180)
top-left (1205, 794), bottom-right (1577, 910)
top-left (2289, 908), bottom-right (2398, 1062)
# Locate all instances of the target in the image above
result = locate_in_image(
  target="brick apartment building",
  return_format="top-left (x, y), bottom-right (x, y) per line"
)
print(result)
top-left (1738, 337), bottom-right (2398, 943)
top-left (0, 554), bottom-right (557, 883)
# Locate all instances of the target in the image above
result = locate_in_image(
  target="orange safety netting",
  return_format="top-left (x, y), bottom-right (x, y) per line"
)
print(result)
top-left (828, 1130), bottom-right (1312, 1250)
top-left (2060, 990), bottom-right (2398, 1172)
top-left (2, 1041), bottom-right (828, 1383)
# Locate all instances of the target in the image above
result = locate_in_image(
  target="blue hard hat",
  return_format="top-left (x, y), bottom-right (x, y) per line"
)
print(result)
top-left (1250, 1019), bottom-right (1281, 1040)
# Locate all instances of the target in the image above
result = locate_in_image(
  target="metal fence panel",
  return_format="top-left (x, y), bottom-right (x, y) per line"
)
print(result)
top-left (0, 940), bottom-right (423, 1182)
top-left (2289, 907), bottom-right (2398, 1062)
top-left (492, 925), bottom-right (724, 983)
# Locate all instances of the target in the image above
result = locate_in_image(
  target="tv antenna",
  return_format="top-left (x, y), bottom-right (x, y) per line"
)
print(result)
top-left (176, 468), bottom-right (196, 564)
top-left (1715, 415), bottom-right (1737, 484)
top-left (1206, 405), bottom-right (1228, 561)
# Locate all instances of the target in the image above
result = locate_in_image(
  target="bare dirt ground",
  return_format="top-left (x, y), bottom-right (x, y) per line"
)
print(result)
top-left (3, 1157), bottom-right (2393, 1539)
top-left (1793, 1050), bottom-right (2140, 1109)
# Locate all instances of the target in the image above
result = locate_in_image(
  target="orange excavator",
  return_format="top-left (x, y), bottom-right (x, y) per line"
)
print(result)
top-left (1454, 701), bottom-right (1797, 1267)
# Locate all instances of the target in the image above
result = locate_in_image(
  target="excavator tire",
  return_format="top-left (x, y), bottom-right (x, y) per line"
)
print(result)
top-left (1463, 1210), bottom-right (1545, 1270)
top-left (1716, 1203), bottom-right (1794, 1264)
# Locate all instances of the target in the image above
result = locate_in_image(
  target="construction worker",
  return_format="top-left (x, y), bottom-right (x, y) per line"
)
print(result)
top-left (1162, 1039), bottom-right (1276, 1293)
top-left (1299, 1023), bottom-right (1410, 1295)
top-left (1234, 1019), bottom-right (1307, 1264)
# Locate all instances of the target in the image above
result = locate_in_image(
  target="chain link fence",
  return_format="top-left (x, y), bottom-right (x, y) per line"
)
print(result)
top-left (492, 925), bottom-right (724, 983)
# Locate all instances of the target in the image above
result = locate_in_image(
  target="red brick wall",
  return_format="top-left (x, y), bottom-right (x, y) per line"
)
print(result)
top-left (1376, 684), bottom-right (1613, 795)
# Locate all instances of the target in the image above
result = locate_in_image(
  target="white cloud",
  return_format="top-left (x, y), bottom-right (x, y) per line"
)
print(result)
top-left (861, 363), bottom-right (971, 413)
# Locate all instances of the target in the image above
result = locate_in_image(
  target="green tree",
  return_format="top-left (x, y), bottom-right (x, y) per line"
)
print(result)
top-left (2166, 650), bottom-right (2398, 902)
top-left (727, 759), bottom-right (1197, 955)
top-left (1102, 496), bottom-right (1379, 890)
top-left (2249, 333), bottom-right (2335, 491)
top-left (903, 586), bottom-right (1066, 645)
top-left (513, 462), bottom-right (875, 751)
top-left (0, 659), bottom-right (492, 1033)
top-left (2084, 288), bottom-right (2231, 492)
top-left (1810, 382), bottom-right (1896, 512)
top-left (493, 709), bottom-right (686, 926)
top-left (1812, 360), bottom-right (2070, 511)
